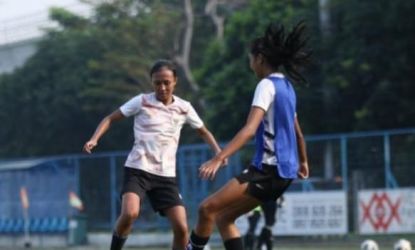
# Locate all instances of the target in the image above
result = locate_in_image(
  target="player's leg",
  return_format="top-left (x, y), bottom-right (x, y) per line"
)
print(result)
top-left (244, 209), bottom-right (261, 250)
top-left (111, 167), bottom-right (146, 250)
top-left (147, 174), bottom-right (187, 250)
top-left (256, 201), bottom-right (276, 250)
top-left (215, 188), bottom-right (260, 250)
top-left (247, 210), bottom-right (261, 234)
top-left (164, 205), bottom-right (189, 250)
top-left (256, 226), bottom-right (272, 250)
top-left (111, 192), bottom-right (141, 250)
top-left (262, 200), bottom-right (277, 228)
top-left (188, 178), bottom-right (260, 250)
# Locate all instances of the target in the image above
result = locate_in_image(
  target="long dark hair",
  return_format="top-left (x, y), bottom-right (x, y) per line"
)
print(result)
top-left (250, 21), bottom-right (312, 83)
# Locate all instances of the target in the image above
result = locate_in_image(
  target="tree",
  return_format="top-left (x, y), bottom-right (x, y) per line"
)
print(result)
top-left (196, 0), bottom-right (319, 139)
top-left (321, 0), bottom-right (415, 131)
top-left (0, 1), bottom-right (185, 157)
top-left (0, 0), bottom-right (250, 156)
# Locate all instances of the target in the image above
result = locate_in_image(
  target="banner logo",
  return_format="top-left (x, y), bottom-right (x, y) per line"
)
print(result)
top-left (360, 192), bottom-right (401, 232)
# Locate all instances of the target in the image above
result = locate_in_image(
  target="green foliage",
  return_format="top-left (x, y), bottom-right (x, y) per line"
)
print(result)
top-left (1, 0), bottom-right (415, 157)
top-left (0, 1), bottom-right (182, 157)
top-left (320, 0), bottom-right (415, 131)
top-left (198, 0), bottom-right (415, 137)
top-left (196, 0), bottom-right (318, 139)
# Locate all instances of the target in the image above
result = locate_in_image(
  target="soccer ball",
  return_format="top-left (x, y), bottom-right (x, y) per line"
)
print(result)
top-left (361, 239), bottom-right (379, 250)
top-left (394, 239), bottom-right (412, 250)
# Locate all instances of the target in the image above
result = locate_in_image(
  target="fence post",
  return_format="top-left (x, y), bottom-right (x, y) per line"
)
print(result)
top-left (384, 134), bottom-right (398, 188)
top-left (74, 157), bottom-right (80, 196)
top-left (340, 136), bottom-right (348, 191)
top-left (110, 155), bottom-right (117, 226)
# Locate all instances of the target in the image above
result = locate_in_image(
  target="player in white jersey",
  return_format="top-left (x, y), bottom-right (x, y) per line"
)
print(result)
top-left (83, 60), bottom-right (224, 250)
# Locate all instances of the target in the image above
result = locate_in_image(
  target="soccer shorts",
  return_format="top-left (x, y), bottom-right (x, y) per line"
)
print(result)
top-left (235, 164), bottom-right (292, 202)
top-left (121, 167), bottom-right (184, 216)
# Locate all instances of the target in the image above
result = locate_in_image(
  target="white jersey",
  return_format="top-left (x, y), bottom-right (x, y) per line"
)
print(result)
top-left (120, 93), bottom-right (204, 177)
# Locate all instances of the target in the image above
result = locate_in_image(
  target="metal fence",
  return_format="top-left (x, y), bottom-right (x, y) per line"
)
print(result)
top-left (0, 128), bottom-right (414, 233)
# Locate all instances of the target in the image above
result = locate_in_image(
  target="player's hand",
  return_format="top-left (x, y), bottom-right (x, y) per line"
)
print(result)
top-left (83, 140), bottom-right (97, 154)
top-left (215, 150), bottom-right (228, 167)
top-left (199, 157), bottom-right (222, 180)
top-left (297, 162), bottom-right (309, 179)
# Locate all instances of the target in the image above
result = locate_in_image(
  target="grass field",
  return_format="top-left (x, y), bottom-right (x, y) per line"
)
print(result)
top-left (2, 234), bottom-right (414, 250)
top-left (0, 242), bottom-right (403, 250)
top-left (0, 247), bottom-right (394, 250)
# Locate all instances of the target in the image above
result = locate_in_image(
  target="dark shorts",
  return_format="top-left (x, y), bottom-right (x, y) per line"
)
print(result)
top-left (121, 167), bottom-right (184, 216)
top-left (235, 164), bottom-right (292, 202)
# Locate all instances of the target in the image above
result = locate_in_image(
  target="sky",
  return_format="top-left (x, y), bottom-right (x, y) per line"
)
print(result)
top-left (0, 0), bottom-right (91, 44)
top-left (0, 0), bottom-right (85, 21)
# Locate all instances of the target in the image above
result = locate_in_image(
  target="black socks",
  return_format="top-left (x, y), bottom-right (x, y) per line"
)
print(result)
top-left (224, 237), bottom-right (244, 250)
top-left (187, 231), bottom-right (244, 250)
top-left (187, 230), bottom-right (209, 250)
top-left (110, 231), bottom-right (127, 250)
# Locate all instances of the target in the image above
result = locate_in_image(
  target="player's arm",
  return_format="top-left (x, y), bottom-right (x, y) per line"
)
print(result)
top-left (196, 126), bottom-right (221, 155)
top-left (295, 116), bottom-right (309, 179)
top-left (199, 106), bottom-right (265, 180)
top-left (83, 109), bottom-right (125, 154)
top-left (187, 102), bottom-right (226, 164)
top-left (216, 106), bottom-right (264, 160)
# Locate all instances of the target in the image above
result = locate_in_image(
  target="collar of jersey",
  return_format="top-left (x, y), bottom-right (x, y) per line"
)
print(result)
top-left (267, 72), bottom-right (284, 78)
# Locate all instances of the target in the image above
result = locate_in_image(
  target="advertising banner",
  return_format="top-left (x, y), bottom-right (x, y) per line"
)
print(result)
top-left (358, 188), bottom-right (415, 234)
top-left (236, 191), bottom-right (348, 235)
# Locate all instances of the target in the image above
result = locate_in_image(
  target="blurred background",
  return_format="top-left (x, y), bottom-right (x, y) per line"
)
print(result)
top-left (0, 0), bottom-right (414, 249)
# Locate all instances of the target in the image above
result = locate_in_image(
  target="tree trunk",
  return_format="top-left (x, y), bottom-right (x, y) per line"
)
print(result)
top-left (174, 0), bottom-right (199, 93)
top-left (205, 0), bottom-right (225, 41)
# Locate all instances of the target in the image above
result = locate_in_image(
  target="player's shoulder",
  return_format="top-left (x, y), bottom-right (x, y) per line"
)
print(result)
top-left (257, 73), bottom-right (286, 92)
top-left (139, 92), bottom-right (158, 104)
top-left (257, 77), bottom-right (274, 87)
top-left (141, 92), bottom-right (154, 100)
top-left (172, 95), bottom-right (191, 107)
top-left (260, 73), bottom-right (286, 85)
top-left (256, 78), bottom-right (276, 94)
top-left (124, 93), bottom-right (154, 108)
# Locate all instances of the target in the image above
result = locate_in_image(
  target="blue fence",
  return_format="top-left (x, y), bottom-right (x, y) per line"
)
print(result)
top-left (0, 128), bottom-right (414, 234)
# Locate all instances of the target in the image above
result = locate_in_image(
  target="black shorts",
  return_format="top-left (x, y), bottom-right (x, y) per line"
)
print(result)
top-left (121, 167), bottom-right (184, 216)
top-left (235, 164), bottom-right (292, 202)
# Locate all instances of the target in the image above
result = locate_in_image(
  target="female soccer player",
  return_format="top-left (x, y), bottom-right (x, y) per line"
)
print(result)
top-left (187, 21), bottom-right (311, 250)
top-left (83, 59), bottom-right (223, 250)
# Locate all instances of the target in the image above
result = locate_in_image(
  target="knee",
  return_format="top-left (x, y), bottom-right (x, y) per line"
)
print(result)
top-left (120, 209), bottom-right (139, 223)
top-left (172, 221), bottom-right (188, 238)
top-left (198, 200), bottom-right (217, 220)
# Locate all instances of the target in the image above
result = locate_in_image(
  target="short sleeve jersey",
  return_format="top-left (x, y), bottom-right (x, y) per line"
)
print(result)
top-left (120, 93), bottom-right (204, 177)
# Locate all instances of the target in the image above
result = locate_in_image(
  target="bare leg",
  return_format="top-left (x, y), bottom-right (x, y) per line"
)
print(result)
top-left (164, 205), bottom-right (189, 250)
top-left (115, 192), bottom-right (140, 235)
top-left (195, 179), bottom-right (260, 238)
top-left (111, 192), bottom-right (140, 250)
